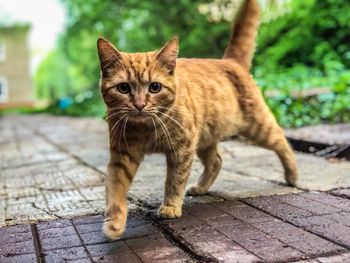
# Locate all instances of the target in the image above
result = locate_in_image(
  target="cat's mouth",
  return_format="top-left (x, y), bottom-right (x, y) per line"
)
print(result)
top-left (129, 111), bottom-right (154, 117)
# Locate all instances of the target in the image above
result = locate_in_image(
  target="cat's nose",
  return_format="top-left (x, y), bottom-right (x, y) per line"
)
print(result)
top-left (133, 102), bottom-right (146, 112)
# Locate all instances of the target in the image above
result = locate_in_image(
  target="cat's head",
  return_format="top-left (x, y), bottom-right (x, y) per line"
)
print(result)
top-left (97, 37), bottom-right (179, 124)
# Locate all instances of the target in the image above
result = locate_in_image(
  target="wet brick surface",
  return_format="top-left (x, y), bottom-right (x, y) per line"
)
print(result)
top-left (2, 192), bottom-right (350, 262)
top-left (0, 212), bottom-right (193, 263)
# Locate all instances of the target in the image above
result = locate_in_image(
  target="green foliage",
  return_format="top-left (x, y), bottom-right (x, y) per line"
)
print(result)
top-left (60, 0), bottom-right (230, 89)
top-left (44, 90), bottom-right (106, 117)
top-left (255, 0), bottom-right (350, 73)
top-left (254, 0), bottom-right (350, 127)
top-left (35, 49), bottom-right (90, 100)
top-left (34, 0), bottom-right (350, 127)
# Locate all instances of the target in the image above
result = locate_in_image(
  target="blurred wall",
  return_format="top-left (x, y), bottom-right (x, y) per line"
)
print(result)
top-left (0, 25), bottom-right (33, 109)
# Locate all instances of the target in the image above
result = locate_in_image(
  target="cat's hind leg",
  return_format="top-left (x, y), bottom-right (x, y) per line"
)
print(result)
top-left (187, 144), bottom-right (222, 195)
top-left (242, 120), bottom-right (298, 187)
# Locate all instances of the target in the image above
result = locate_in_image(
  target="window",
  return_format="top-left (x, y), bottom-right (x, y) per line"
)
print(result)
top-left (0, 77), bottom-right (9, 102)
top-left (0, 41), bottom-right (6, 62)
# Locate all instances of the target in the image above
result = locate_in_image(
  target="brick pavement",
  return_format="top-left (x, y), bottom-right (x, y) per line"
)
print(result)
top-left (1, 114), bottom-right (350, 262)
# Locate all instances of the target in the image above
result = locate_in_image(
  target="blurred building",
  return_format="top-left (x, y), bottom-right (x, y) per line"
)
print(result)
top-left (0, 24), bottom-right (32, 109)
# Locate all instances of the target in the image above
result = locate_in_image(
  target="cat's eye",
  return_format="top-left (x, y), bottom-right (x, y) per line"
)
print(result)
top-left (149, 82), bottom-right (162, 93)
top-left (116, 83), bottom-right (131, 94)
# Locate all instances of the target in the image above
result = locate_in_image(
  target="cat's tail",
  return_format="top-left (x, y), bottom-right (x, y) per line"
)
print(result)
top-left (223, 0), bottom-right (260, 71)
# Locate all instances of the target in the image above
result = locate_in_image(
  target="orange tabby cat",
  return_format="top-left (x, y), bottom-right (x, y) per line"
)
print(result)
top-left (97, 0), bottom-right (298, 239)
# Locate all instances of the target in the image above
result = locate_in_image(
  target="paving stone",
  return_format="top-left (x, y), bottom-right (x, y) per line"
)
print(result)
top-left (253, 244), bottom-right (304, 262)
top-left (43, 246), bottom-right (91, 262)
top-left (37, 219), bottom-right (72, 230)
top-left (3, 115), bottom-right (350, 262)
top-left (331, 188), bottom-right (350, 199)
top-left (87, 241), bottom-right (141, 262)
top-left (126, 234), bottom-right (192, 262)
top-left (186, 202), bottom-right (243, 228)
top-left (220, 223), bottom-right (277, 247)
top-left (0, 224), bottom-right (35, 256)
top-left (0, 253), bottom-right (37, 263)
top-left (221, 141), bottom-right (350, 191)
top-left (286, 123), bottom-right (350, 145)
top-left (40, 234), bottom-right (82, 251)
top-left (299, 192), bottom-right (350, 212)
top-left (0, 240), bottom-right (35, 257)
top-left (276, 194), bottom-right (342, 215)
top-left (251, 221), bottom-right (345, 256)
top-left (160, 211), bottom-right (260, 262)
top-left (3, 115), bottom-right (350, 226)
top-left (38, 225), bottom-right (76, 239)
top-left (316, 252), bottom-right (350, 263)
top-left (244, 195), bottom-right (313, 221)
top-left (245, 194), bottom-right (350, 250)
top-left (73, 215), bottom-right (104, 225)
top-left (92, 254), bottom-right (141, 263)
top-left (0, 230), bottom-right (33, 244)
top-left (212, 200), bottom-right (276, 223)
top-left (320, 212), bottom-right (350, 227)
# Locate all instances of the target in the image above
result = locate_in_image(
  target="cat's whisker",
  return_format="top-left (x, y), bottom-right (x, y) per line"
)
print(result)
top-left (156, 106), bottom-right (192, 117)
top-left (157, 111), bottom-right (187, 131)
top-left (111, 114), bottom-right (127, 141)
top-left (150, 116), bottom-right (158, 152)
top-left (106, 111), bottom-right (127, 121)
top-left (118, 118), bottom-right (125, 161)
top-left (153, 114), bottom-right (176, 157)
top-left (123, 116), bottom-right (130, 152)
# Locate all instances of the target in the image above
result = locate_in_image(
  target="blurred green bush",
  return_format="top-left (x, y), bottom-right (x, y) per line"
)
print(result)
top-left (35, 0), bottom-right (350, 127)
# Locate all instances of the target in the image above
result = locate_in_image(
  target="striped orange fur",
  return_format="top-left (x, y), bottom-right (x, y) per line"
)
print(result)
top-left (97, 0), bottom-right (298, 240)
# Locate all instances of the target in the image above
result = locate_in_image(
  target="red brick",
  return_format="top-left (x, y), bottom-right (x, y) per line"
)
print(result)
top-left (299, 192), bottom-right (350, 212)
top-left (217, 223), bottom-right (282, 250)
top-left (79, 224), bottom-right (157, 245)
top-left (0, 230), bottom-right (33, 245)
top-left (126, 235), bottom-right (190, 262)
top-left (319, 212), bottom-right (350, 227)
top-left (254, 244), bottom-right (304, 262)
top-left (186, 202), bottom-right (228, 221)
top-left (73, 215), bottom-right (104, 225)
top-left (277, 194), bottom-right (341, 215)
top-left (37, 219), bottom-right (72, 230)
top-left (317, 252), bottom-right (350, 262)
top-left (0, 253), bottom-right (37, 263)
top-left (211, 250), bottom-right (261, 263)
top-left (38, 225), bottom-right (76, 239)
top-left (44, 246), bottom-right (90, 262)
top-left (168, 221), bottom-right (257, 262)
top-left (75, 223), bottom-right (101, 234)
top-left (213, 201), bottom-right (275, 222)
top-left (331, 189), bottom-right (350, 199)
top-left (252, 219), bottom-right (345, 255)
top-left (160, 212), bottom-right (203, 232)
top-left (245, 196), bottom-right (313, 219)
top-left (0, 240), bottom-right (35, 256)
top-left (92, 254), bottom-right (140, 263)
top-left (205, 213), bottom-right (242, 228)
top-left (40, 235), bottom-right (82, 251)
top-left (0, 225), bottom-right (31, 235)
top-left (79, 230), bottom-right (110, 246)
top-left (87, 241), bottom-right (140, 262)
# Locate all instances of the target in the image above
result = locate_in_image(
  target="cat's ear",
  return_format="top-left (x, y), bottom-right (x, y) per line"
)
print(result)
top-left (155, 37), bottom-right (179, 75)
top-left (97, 37), bottom-right (123, 72)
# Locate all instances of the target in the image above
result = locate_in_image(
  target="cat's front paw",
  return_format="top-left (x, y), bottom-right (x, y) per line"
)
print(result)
top-left (157, 205), bottom-right (182, 218)
top-left (186, 184), bottom-right (207, 196)
top-left (103, 218), bottom-right (126, 240)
